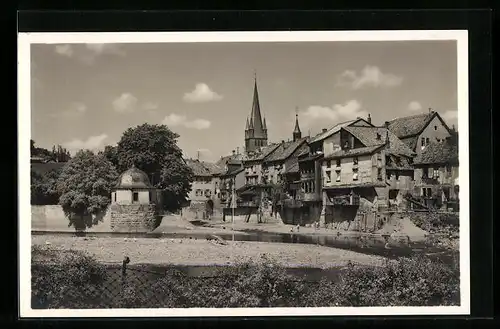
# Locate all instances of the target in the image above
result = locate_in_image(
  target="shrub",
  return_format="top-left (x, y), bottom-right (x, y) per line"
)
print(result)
top-left (31, 247), bottom-right (108, 309)
top-left (332, 256), bottom-right (460, 306)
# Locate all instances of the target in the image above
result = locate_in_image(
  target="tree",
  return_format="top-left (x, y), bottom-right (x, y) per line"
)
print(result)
top-left (158, 154), bottom-right (194, 212)
top-left (31, 168), bottom-right (62, 205)
top-left (101, 145), bottom-right (119, 169)
top-left (115, 123), bottom-right (193, 212)
top-left (117, 123), bottom-right (183, 177)
top-left (56, 150), bottom-right (118, 230)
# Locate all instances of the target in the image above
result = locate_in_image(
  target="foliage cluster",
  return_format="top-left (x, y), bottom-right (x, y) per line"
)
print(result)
top-left (31, 249), bottom-right (460, 309)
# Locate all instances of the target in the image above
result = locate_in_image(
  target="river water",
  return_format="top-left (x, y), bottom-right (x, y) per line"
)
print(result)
top-left (32, 229), bottom-right (456, 264)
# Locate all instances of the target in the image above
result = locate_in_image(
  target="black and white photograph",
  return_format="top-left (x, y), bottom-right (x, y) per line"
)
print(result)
top-left (18, 31), bottom-right (469, 317)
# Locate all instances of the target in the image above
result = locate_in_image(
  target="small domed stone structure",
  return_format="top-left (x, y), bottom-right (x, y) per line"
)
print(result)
top-left (110, 165), bottom-right (162, 232)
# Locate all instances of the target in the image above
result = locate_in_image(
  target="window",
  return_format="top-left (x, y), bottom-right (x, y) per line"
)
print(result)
top-left (353, 157), bottom-right (359, 165)
top-left (114, 193), bottom-right (116, 202)
top-left (336, 159), bottom-right (341, 167)
top-left (421, 138), bottom-right (426, 147)
top-left (326, 160), bottom-right (331, 168)
top-left (433, 169), bottom-right (440, 179)
top-left (325, 170), bottom-right (331, 182)
top-left (377, 168), bottom-right (383, 181)
top-left (352, 168), bottom-right (359, 181)
top-left (196, 189), bottom-right (202, 196)
top-left (395, 172), bottom-right (400, 180)
top-left (132, 192), bottom-right (139, 202)
top-left (205, 189), bottom-right (211, 197)
top-left (422, 167), bottom-right (429, 178)
top-left (335, 170), bottom-right (341, 182)
top-left (426, 137), bottom-right (430, 145)
top-left (434, 126), bottom-right (437, 130)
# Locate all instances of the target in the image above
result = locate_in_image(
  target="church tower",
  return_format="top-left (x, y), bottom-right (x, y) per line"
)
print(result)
top-left (244, 73), bottom-right (268, 153)
top-left (293, 108), bottom-right (302, 142)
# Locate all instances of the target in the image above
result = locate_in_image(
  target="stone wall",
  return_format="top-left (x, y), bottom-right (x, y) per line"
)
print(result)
top-left (110, 204), bottom-right (161, 233)
top-left (31, 205), bottom-right (111, 232)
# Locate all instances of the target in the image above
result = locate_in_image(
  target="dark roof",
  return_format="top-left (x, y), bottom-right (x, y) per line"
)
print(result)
top-left (308, 118), bottom-right (373, 144)
top-left (245, 143), bottom-right (281, 162)
top-left (385, 155), bottom-right (414, 170)
top-left (201, 162), bottom-right (224, 175)
top-left (298, 154), bottom-right (323, 162)
top-left (414, 141), bottom-right (459, 165)
top-left (185, 159), bottom-right (212, 177)
top-left (297, 148), bottom-right (310, 157)
top-left (309, 119), bottom-right (357, 144)
top-left (220, 166), bottom-right (244, 177)
top-left (263, 138), bottom-right (308, 163)
top-left (31, 162), bottom-right (66, 175)
top-left (400, 136), bottom-right (419, 150)
top-left (387, 112), bottom-right (434, 138)
top-left (324, 145), bottom-right (384, 159)
top-left (386, 111), bottom-right (453, 139)
top-left (284, 162), bottom-right (299, 174)
top-left (343, 126), bottom-right (415, 157)
top-left (115, 166), bottom-right (154, 189)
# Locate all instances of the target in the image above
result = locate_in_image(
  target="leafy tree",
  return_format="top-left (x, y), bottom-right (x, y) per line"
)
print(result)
top-left (158, 154), bottom-right (194, 212)
top-left (31, 168), bottom-right (62, 205)
top-left (56, 150), bottom-right (118, 229)
top-left (101, 145), bottom-right (119, 169)
top-left (117, 123), bottom-right (183, 178)
top-left (116, 123), bottom-right (194, 212)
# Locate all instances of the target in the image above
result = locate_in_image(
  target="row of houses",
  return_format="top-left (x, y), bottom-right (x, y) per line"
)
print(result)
top-left (183, 77), bottom-right (459, 225)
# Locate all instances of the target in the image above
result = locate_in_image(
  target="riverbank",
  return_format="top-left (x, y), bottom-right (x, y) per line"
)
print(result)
top-left (31, 235), bottom-right (387, 268)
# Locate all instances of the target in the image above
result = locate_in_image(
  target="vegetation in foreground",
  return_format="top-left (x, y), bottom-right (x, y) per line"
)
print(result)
top-left (31, 246), bottom-right (460, 309)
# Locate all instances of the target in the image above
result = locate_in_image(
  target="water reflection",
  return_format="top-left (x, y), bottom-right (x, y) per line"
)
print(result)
top-left (32, 230), bottom-right (455, 264)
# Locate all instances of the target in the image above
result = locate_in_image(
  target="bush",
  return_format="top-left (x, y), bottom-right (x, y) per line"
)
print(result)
top-left (31, 250), bottom-right (460, 308)
top-left (31, 247), bottom-right (108, 308)
top-left (410, 212), bottom-right (460, 237)
top-left (330, 256), bottom-right (460, 306)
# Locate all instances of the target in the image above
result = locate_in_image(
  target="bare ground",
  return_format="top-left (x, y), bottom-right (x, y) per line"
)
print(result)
top-left (31, 235), bottom-right (387, 269)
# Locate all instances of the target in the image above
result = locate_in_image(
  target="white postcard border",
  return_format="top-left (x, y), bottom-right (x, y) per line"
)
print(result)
top-left (18, 30), bottom-right (470, 317)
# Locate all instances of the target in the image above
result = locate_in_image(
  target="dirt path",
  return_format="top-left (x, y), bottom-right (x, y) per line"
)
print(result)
top-left (31, 235), bottom-right (387, 269)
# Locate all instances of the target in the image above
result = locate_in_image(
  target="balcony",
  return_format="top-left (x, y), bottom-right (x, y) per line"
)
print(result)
top-left (297, 193), bottom-right (321, 202)
top-left (386, 179), bottom-right (413, 190)
top-left (279, 199), bottom-right (303, 208)
top-left (300, 172), bottom-right (315, 180)
top-left (418, 176), bottom-right (440, 186)
top-left (325, 194), bottom-right (360, 206)
top-left (237, 200), bottom-right (258, 207)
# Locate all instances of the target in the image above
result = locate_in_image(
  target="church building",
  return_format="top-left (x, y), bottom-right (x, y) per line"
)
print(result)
top-left (244, 74), bottom-right (268, 153)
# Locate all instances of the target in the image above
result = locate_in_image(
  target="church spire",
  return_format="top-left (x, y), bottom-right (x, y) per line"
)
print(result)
top-left (293, 107), bottom-right (302, 142)
top-left (244, 71), bottom-right (268, 153)
top-left (249, 72), bottom-right (265, 137)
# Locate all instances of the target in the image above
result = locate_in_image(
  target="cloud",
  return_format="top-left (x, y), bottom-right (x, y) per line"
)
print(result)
top-left (112, 93), bottom-right (138, 113)
top-left (441, 110), bottom-right (458, 126)
top-left (63, 134), bottom-right (108, 153)
top-left (85, 43), bottom-right (126, 56)
top-left (183, 83), bottom-right (223, 103)
top-left (141, 102), bottom-right (159, 111)
top-left (301, 100), bottom-right (368, 126)
top-left (55, 44), bottom-right (74, 57)
top-left (162, 114), bottom-right (211, 130)
top-left (336, 66), bottom-right (403, 89)
top-left (54, 43), bottom-right (126, 65)
top-left (408, 101), bottom-right (423, 111)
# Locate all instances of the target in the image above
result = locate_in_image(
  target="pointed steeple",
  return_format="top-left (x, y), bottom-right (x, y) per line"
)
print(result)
top-left (245, 117), bottom-right (250, 130)
top-left (263, 117), bottom-right (267, 130)
top-left (293, 107), bottom-right (302, 142)
top-left (249, 72), bottom-right (265, 137)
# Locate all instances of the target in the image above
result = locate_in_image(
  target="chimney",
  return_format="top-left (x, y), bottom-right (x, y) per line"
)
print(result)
top-left (322, 128), bottom-right (327, 133)
top-left (236, 147), bottom-right (240, 155)
top-left (384, 121), bottom-right (390, 128)
top-left (232, 150), bottom-right (235, 155)
top-left (428, 107), bottom-right (433, 113)
top-left (367, 113), bottom-right (372, 124)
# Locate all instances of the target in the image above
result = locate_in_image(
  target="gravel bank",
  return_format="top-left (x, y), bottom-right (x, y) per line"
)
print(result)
top-left (31, 235), bottom-right (387, 268)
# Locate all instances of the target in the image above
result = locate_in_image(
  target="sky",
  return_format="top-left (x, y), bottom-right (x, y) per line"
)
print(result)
top-left (31, 40), bottom-right (458, 162)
